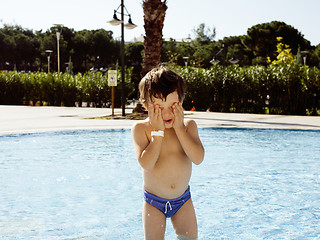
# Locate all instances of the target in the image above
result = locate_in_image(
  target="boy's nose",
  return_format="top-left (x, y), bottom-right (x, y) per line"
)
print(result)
top-left (162, 107), bottom-right (173, 116)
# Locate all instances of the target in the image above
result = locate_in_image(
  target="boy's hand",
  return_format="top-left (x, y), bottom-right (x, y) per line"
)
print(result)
top-left (148, 104), bottom-right (165, 131)
top-left (172, 102), bottom-right (185, 130)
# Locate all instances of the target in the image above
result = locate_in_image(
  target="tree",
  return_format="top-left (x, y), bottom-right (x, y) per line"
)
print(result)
top-left (193, 23), bottom-right (216, 45)
top-left (0, 29), bottom-right (16, 70)
top-left (314, 44), bottom-right (320, 68)
top-left (243, 21), bottom-right (311, 65)
top-left (0, 24), bottom-right (39, 70)
top-left (125, 42), bottom-right (144, 98)
top-left (73, 30), bottom-right (94, 72)
top-left (125, 42), bottom-right (144, 66)
top-left (91, 29), bottom-right (118, 68)
top-left (161, 38), bottom-right (179, 65)
top-left (141, 0), bottom-right (167, 76)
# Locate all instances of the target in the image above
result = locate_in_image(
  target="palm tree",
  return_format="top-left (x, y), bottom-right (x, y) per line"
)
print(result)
top-left (141, 0), bottom-right (167, 77)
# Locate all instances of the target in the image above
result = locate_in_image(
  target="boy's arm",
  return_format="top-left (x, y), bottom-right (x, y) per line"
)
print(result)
top-left (131, 122), bottom-right (163, 171)
top-left (173, 103), bottom-right (204, 165)
top-left (174, 120), bottom-right (204, 165)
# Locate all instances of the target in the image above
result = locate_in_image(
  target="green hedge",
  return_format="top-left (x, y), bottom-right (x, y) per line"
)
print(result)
top-left (176, 64), bottom-right (320, 115)
top-left (0, 70), bottom-right (134, 108)
top-left (1, 64), bottom-right (319, 115)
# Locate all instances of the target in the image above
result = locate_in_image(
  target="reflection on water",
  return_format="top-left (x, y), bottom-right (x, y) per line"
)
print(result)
top-left (0, 128), bottom-right (320, 239)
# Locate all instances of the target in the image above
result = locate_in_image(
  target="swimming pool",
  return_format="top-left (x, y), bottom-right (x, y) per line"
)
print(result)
top-left (0, 128), bottom-right (319, 239)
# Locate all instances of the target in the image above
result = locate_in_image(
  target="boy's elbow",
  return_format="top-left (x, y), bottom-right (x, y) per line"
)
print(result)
top-left (194, 148), bottom-right (204, 165)
top-left (139, 159), bottom-right (155, 172)
top-left (193, 157), bottom-right (204, 165)
top-left (142, 164), bottom-right (154, 172)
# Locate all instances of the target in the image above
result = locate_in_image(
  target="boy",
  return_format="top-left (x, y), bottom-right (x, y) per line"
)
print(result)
top-left (132, 66), bottom-right (205, 240)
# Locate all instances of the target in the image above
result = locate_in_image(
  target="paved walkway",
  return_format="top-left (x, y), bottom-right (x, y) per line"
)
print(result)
top-left (0, 105), bottom-right (319, 135)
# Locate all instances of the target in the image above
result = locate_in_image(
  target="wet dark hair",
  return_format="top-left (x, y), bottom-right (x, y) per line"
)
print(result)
top-left (139, 66), bottom-right (186, 105)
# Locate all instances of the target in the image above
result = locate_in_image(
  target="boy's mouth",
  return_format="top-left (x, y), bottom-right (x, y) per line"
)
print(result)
top-left (164, 119), bottom-right (173, 124)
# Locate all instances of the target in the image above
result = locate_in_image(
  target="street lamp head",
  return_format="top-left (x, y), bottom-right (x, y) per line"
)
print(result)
top-left (45, 50), bottom-right (53, 55)
top-left (108, 10), bottom-right (123, 26)
top-left (183, 56), bottom-right (189, 67)
top-left (53, 24), bottom-right (64, 32)
top-left (210, 58), bottom-right (220, 65)
top-left (229, 57), bottom-right (239, 64)
top-left (124, 15), bottom-right (137, 29)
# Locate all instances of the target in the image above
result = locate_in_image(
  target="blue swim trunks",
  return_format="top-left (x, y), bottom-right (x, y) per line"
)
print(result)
top-left (143, 186), bottom-right (191, 218)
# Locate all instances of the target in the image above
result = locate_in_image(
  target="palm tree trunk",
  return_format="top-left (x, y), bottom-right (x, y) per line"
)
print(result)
top-left (141, 0), bottom-right (167, 77)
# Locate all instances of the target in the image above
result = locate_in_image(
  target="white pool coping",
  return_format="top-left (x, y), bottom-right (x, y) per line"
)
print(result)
top-left (0, 105), bottom-right (319, 136)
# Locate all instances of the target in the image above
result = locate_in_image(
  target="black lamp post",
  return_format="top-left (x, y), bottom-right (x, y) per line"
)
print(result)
top-left (210, 44), bottom-right (240, 65)
top-left (108, 0), bottom-right (137, 116)
top-left (210, 44), bottom-right (224, 65)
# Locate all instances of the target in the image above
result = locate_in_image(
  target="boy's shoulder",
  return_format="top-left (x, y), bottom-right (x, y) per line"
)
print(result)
top-left (134, 118), bottom-right (150, 127)
top-left (184, 119), bottom-right (198, 129)
top-left (132, 118), bottom-right (151, 134)
top-left (132, 118), bottom-right (198, 134)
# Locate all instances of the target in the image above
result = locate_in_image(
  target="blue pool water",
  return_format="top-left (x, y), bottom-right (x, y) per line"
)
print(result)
top-left (0, 128), bottom-right (320, 239)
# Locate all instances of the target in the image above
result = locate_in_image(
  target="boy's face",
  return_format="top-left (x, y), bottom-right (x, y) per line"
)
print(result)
top-left (151, 91), bottom-right (181, 129)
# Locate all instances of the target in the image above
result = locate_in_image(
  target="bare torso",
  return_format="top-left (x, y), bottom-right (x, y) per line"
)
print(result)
top-left (142, 120), bottom-right (192, 199)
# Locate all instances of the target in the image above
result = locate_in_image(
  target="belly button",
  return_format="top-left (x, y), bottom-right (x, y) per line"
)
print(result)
top-left (170, 184), bottom-right (175, 189)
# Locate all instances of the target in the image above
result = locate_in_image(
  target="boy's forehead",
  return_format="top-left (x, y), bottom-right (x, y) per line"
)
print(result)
top-left (152, 91), bottom-right (179, 103)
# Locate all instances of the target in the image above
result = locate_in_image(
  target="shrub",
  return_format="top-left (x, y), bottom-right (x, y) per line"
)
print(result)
top-left (0, 71), bottom-right (25, 105)
top-left (0, 65), bottom-right (319, 115)
top-left (174, 64), bottom-right (320, 115)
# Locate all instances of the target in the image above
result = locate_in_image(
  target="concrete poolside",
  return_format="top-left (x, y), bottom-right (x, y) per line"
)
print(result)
top-left (0, 105), bottom-right (319, 136)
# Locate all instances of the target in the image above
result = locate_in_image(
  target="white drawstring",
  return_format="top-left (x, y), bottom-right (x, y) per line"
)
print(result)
top-left (164, 201), bottom-right (172, 214)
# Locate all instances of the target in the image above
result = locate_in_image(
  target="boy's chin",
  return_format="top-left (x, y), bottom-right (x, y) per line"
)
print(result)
top-left (164, 122), bottom-right (174, 128)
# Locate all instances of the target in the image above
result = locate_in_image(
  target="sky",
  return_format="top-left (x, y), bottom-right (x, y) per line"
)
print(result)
top-left (1, 0), bottom-right (319, 46)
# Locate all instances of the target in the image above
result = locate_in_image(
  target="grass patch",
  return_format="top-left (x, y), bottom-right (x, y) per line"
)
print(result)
top-left (90, 112), bottom-right (194, 120)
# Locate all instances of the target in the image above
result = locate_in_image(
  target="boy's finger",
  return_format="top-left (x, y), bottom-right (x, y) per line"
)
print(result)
top-left (172, 102), bottom-right (177, 108)
top-left (157, 107), bottom-right (162, 119)
top-left (148, 104), bottom-right (155, 115)
top-left (173, 102), bottom-right (181, 111)
top-left (177, 102), bottom-right (184, 112)
top-left (174, 105), bottom-right (184, 119)
top-left (148, 104), bottom-right (156, 120)
top-left (154, 104), bottom-right (159, 117)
